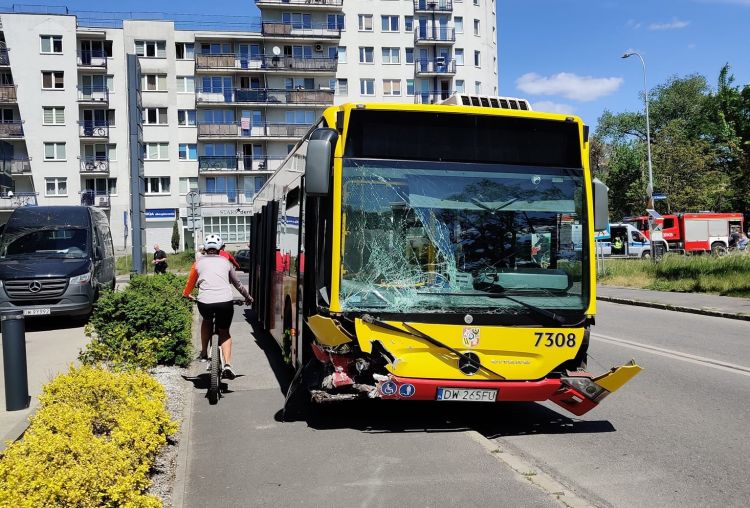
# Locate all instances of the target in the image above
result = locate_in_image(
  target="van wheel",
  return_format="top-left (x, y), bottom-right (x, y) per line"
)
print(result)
top-left (711, 242), bottom-right (727, 256)
top-left (641, 250), bottom-right (651, 258)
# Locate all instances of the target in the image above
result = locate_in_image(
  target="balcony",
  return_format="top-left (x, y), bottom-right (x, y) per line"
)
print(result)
top-left (2, 158), bottom-right (32, 174)
top-left (261, 22), bottom-right (342, 39)
top-left (197, 122), bottom-right (314, 139)
top-left (415, 58), bottom-right (456, 76)
top-left (200, 192), bottom-right (252, 207)
top-left (255, 0), bottom-right (343, 10)
top-left (0, 85), bottom-right (17, 103)
top-left (0, 45), bottom-right (9, 66)
top-left (79, 157), bottom-right (110, 174)
top-left (0, 192), bottom-right (38, 209)
top-left (198, 155), bottom-right (284, 174)
top-left (414, 0), bottom-right (453, 13)
top-left (80, 190), bottom-right (110, 208)
top-left (414, 26), bottom-right (456, 44)
top-left (196, 87), bottom-right (334, 105)
top-left (77, 86), bottom-right (109, 103)
top-left (77, 50), bottom-right (108, 68)
top-left (0, 121), bottom-right (24, 138)
top-left (78, 121), bottom-right (110, 138)
top-left (413, 90), bottom-right (454, 104)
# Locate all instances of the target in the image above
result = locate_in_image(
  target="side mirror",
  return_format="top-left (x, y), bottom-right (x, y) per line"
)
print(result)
top-left (305, 128), bottom-right (338, 197)
top-left (592, 178), bottom-right (609, 231)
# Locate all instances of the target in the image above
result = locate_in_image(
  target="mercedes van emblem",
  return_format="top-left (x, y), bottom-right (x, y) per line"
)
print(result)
top-left (28, 281), bottom-right (43, 293)
top-left (464, 314), bottom-right (473, 324)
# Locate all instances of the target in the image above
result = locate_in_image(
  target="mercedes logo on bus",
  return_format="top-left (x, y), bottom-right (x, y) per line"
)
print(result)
top-left (458, 352), bottom-right (481, 375)
top-left (28, 281), bottom-right (43, 293)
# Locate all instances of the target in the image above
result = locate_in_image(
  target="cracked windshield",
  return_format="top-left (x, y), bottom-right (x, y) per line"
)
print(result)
top-left (340, 159), bottom-right (586, 314)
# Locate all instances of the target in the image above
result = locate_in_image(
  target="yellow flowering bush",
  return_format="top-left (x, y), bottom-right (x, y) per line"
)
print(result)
top-left (0, 366), bottom-right (177, 507)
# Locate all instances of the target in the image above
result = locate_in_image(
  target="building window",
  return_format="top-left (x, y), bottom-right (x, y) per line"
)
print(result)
top-left (40, 35), bottom-right (63, 54)
top-left (381, 15), bottom-right (399, 32)
top-left (474, 50), bottom-right (481, 67)
top-left (284, 77), bottom-right (314, 90)
top-left (336, 78), bottom-right (348, 96)
top-left (358, 14), bottom-right (373, 31)
top-left (175, 42), bottom-right (194, 59)
top-left (177, 76), bottom-right (195, 93)
top-left (179, 144), bottom-right (198, 160)
top-left (455, 17), bottom-right (463, 33)
top-left (382, 47), bottom-right (400, 64)
top-left (202, 215), bottom-right (251, 244)
top-left (360, 79), bottom-right (375, 96)
top-left (455, 48), bottom-right (464, 65)
top-left (383, 79), bottom-right (401, 96)
top-left (144, 107), bottom-right (168, 125)
top-left (178, 110), bottom-right (196, 126)
top-left (45, 177), bottom-right (67, 196)
top-left (282, 12), bottom-right (312, 29)
top-left (405, 48), bottom-right (414, 64)
top-left (143, 142), bottom-right (169, 161)
top-left (285, 110), bottom-right (315, 124)
top-left (359, 47), bottom-right (374, 64)
top-left (142, 74), bottom-right (167, 92)
top-left (42, 106), bottom-right (65, 125)
top-left (475, 81), bottom-right (482, 94)
top-left (43, 142), bottom-right (66, 160)
top-left (455, 79), bottom-right (465, 93)
top-left (80, 74), bottom-right (113, 93)
top-left (179, 177), bottom-right (198, 194)
top-left (406, 79), bottom-right (415, 96)
top-left (42, 71), bottom-right (64, 89)
top-left (81, 143), bottom-right (114, 161)
top-left (474, 19), bottom-right (480, 36)
top-left (473, 0), bottom-right (479, 5)
top-left (327, 14), bottom-right (345, 30)
top-left (405, 16), bottom-right (413, 32)
top-left (135, 40), bottom-right (166, 58)
top-left (107, 109), bottom-right (116, 126)
top-left (145, 177), bottom-right (171, 194)
top-left (84, 177), bottom-right (117, 196)
top-left (337, 46), bottom-right (347, 63)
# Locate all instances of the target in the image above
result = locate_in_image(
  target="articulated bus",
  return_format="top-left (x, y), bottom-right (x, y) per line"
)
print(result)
top-left (249, 96), bottom-right (641, 418)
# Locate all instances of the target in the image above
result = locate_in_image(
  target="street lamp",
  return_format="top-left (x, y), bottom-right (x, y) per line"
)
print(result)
top-left (622, 50), bottom-right (657, 259)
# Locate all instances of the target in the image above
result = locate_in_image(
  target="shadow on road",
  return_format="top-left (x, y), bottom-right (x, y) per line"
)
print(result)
top-left (241, 311), bottom-right (616, 438)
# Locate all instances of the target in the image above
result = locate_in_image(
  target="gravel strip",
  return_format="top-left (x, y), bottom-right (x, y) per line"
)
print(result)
top-left (149, 365), bottom-right (190, 507)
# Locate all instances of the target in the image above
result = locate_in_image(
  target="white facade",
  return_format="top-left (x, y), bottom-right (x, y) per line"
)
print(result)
top-left (0, 2), bottom-right (497, 252)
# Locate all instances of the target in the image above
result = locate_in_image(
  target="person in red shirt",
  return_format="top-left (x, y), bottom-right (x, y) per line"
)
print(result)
top-left (219, 243), bottom-right (241, 270)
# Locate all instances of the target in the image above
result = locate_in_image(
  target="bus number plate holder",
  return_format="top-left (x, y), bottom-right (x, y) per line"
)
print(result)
top-left (436, 388), bottom-right (497, 402)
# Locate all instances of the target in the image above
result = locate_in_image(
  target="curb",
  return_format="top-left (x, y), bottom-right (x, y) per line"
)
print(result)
top-left (0, 404), bottom-right (35, 454)
top-left (597, 296), bottom-right (750, 322)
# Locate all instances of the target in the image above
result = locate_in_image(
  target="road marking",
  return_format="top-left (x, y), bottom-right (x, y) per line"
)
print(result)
top-left (592, 333), bottom-right (750, 377)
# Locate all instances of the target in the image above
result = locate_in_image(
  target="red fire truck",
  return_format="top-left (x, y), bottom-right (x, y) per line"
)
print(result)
top-left (624, 212), bottom-right (744, 254)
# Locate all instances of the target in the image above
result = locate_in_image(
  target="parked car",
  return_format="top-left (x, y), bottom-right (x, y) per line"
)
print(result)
top-left (0, 206), bottom-right (115, 317)
top-left (234, 249), bottom-right (251, 272)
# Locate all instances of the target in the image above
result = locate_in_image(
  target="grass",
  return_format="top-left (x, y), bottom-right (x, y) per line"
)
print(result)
top-left (598, 254), bottom-right (750, 298)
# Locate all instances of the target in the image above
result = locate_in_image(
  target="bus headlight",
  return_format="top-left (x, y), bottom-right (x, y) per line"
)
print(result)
top-left (70, 272), bottom-right (92, 285)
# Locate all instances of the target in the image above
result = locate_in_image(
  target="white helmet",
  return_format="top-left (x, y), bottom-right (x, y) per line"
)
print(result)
top-left (204, 234), bottom-right (223, 251)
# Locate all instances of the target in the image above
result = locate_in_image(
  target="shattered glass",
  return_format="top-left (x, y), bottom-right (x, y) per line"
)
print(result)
top-left (339, 159), bottom-right (587, 314)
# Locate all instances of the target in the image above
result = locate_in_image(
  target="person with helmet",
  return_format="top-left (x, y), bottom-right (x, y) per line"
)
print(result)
top-left (182, 234), bottom-right (252, 379)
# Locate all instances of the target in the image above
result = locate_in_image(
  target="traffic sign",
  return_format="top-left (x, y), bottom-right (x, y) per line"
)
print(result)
top-left (187, 217), bottom-right (202, 229)
top-left (186, 191), bottom-right (200, 207)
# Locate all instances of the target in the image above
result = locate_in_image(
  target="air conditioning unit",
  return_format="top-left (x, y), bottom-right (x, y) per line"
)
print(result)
top-left (314, 43), bottom-right (323, 52)
top-left (96, 196), bottom-right (109, 207)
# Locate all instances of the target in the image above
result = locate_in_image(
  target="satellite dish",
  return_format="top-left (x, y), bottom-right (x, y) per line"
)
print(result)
top-left (272, 46), bottom-right (281, 56)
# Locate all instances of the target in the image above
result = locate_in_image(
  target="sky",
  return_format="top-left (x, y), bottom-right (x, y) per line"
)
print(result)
top-left (6, 0), bottom-right (750, 129)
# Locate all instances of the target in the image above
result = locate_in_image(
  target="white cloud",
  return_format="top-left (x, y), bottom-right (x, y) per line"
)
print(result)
top-left (626, 19), bottom-right (643, 29)
top-left (515, 72), bottom-right (623, 102)
top-left (532, 101), bottom-right (576, 115)
top-left (648, 18), bottom-right (690, 30)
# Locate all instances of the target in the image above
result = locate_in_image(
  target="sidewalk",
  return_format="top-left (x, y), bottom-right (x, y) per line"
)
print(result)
top-left (597, 285), bottom-right (750, 321)
top-left (0, 319), bottom-right (89, 451)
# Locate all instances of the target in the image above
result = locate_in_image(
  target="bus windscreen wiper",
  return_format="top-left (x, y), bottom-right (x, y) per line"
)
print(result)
top-left (481, 290), bottom-right (566, 324)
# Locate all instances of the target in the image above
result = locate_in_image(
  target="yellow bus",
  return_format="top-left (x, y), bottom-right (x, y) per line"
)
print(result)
top-left (249, 97), bottom-right (640, 418)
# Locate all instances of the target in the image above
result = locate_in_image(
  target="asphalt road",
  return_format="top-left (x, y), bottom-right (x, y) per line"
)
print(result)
top-left (180, 302), bottom-right (750, 507)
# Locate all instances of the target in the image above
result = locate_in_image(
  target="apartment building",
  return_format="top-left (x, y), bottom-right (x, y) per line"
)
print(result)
top-left (0, 1), bottom-right (496, 251)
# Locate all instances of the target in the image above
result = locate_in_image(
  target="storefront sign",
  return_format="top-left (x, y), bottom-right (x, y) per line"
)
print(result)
top-left (145, 208), bottom-right (176, 221)
top-left (201, 206), bottom-right (254, 217)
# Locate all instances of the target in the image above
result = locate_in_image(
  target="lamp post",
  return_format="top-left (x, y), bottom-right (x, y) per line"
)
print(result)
top-left (622, 50), bottom-right (657, 259)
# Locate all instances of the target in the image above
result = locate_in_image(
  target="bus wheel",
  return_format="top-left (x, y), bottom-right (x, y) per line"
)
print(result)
top-left (282, 360), bottom-right (318, 422)
top-left (711, 242), bottom-right (727, 256)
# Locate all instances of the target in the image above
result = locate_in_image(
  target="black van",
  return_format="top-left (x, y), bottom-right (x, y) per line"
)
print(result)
top-left (0, 206), bottom-right (115, 317)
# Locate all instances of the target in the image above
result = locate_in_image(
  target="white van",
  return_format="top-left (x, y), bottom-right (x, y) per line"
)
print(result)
top-left (596, 223), bottom-right (666, 258)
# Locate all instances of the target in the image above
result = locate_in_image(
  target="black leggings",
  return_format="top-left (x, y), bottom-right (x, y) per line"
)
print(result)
top-left (197, 301), bottom-right (234, 330)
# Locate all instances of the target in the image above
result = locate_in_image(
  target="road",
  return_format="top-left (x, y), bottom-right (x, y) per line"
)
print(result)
top-left (180, 302), bottom-right (750, 507)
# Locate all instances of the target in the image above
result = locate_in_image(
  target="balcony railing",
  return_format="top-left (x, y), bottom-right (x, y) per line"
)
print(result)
top-left (0, 121), bottom-right (24, 138)
top-left (413, 90), bottom-right (455, 104)
top-left (2, 158), bottom-right (32, 174)
top-left (414, 26), bottom-right (456, 44)
top-left (0, 192), bottom-right (38, 209)
top-left (79, 157), bottom-right (110, 173)
top-left (261, 22), bottom-right (342, 38)
top-left (198, 155), bottom-right (285, 173)
top-left (0, 48), bottom-right (9, 66)
top-left (78, 121), bottom-right (110, 138)
top-left (197, 122), bottom-right (314, 138)
top-left (77, 86), bottom-right (109, 103)
top-left (77, 50), bottom-right (108, 68)
top-left (255, 0), bottom-right (344, 7)
top-left (414, 0), bottom-right (453, 12)
top-left (199, 192), bottom-right (252, 207)
top-left (80, 190), bottom-right (111, 207)
top-left (196, 87), bottom-right (334, 105)
top-left (195, 53), bottom-right (338, 72)
top-left (415, 59), bottom-right (457, 76)
top-left (0, 85), bottom-right (17, 103)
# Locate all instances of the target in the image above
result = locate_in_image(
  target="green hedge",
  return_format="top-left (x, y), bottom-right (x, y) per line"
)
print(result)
top-left (80, 273), bottom-right (193, 368)
top-left (0, 366), bottom-right (177, 507)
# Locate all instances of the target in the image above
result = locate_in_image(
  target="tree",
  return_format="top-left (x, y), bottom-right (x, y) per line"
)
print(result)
top-left (170, 220), bottom-right (180, 253)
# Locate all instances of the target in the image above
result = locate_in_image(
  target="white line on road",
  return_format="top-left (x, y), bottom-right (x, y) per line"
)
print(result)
top-left (592, 333), bottom-right (750, 377)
